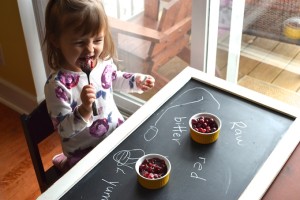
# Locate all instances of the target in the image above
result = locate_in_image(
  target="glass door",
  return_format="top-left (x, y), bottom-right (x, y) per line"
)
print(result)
top-left (32, 0), bottom-right (199, 115)
top-left (108, 0), bottom-right (194, 103)
top-left (215, 0), bottom-right (300, 109)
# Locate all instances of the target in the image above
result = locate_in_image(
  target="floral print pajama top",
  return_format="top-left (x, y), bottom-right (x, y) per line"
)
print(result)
top-left (44, 58), bottom-right (143, 163)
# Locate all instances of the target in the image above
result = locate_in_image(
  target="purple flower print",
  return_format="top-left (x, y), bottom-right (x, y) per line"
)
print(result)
top-left (55, 86), bottom-right (69, 101)
top-left (58, 71), bottom-right (79, 89)
top-left (117, 118), bottom-right (124, 128)
top-left (70, 101), bottom-right (77, 111)
top-left (123, 73), bottom-right (133, 79)
top-left (101, 65), bottom-right (116, 89)
top-left (89, 118), bottom-right (109, 138)
top-left (96, 90), bottom-right (107, 100)
top-left (129, 76), bottom-right (135, 89)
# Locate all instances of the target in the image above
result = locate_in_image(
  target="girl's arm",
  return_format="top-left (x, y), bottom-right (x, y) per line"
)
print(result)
top-left (44, 75), bottom-right (93, 139)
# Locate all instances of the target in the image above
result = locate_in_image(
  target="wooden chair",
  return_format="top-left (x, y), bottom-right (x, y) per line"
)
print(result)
top-left (20, 100), bottom-right (63, 192)
top-left (109, 0), bottom-right (192, 88)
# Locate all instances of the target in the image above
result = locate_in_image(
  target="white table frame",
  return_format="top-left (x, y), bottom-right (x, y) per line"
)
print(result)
top-left (38, 67), bottom-right (300, 200)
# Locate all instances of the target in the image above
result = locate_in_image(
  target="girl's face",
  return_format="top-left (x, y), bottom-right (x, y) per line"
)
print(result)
top-left (55, 28), bottom-right (104, 72)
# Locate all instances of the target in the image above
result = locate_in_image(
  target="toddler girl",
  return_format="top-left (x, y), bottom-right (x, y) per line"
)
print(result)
top-left (43, 0), bottom-right (155, 172)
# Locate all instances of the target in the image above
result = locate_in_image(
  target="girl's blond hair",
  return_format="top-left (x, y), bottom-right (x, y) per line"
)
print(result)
top-left (44, 0), bottom-right (116, 70)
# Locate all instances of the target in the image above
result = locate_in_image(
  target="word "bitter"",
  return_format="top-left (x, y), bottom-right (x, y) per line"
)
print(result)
top-left (172, 117), bottom-right (187, 145)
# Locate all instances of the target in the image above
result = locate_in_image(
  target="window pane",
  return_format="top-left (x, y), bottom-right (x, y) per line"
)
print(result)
top-left (106, 0), bottom-right (192, 101)
top-left (216, 0), bottom-right (300, 109)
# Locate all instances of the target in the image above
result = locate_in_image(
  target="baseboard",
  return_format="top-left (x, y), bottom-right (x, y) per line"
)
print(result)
top-left (0, 78), bottom-right (39, 114)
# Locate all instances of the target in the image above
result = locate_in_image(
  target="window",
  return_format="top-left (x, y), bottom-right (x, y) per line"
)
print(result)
top-left (215, 0), bottom-right (300, 109)
top-left (28, 0), bottom-right (299, 115)
top-left (31, 0), bottom-right (196, 115)
top-left (108, 0), bottom-right (194, 104)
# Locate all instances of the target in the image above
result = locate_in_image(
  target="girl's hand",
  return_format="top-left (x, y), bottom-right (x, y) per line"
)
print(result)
top-left (78, 84), bottom-right (96, 120)
top-left (136, 74), bottom-right (155, 92)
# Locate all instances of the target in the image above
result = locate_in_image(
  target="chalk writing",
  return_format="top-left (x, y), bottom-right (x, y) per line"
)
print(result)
top-left (172, 117), bottom-right (187, 145)
top-left (230, 121), bottom-right (247, 146)
top-left (100, 179), bottom-right (119, 200)
top-left (144, 87), bottom-right (221, 141)
top-left (191, 156), bottom-right (207, 181)
top-left (113, 149), bottom-right (145, 174)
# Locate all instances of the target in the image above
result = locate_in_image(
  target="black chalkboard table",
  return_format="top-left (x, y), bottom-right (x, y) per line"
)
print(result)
top-left (38, 67), bottom-right (300, 200)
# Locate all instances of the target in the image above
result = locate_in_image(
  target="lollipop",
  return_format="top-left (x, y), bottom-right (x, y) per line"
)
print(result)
top-left (80, 58), bottom-right (98, 116)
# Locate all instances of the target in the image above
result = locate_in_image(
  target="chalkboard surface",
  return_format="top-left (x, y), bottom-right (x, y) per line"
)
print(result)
top-left (61, 79), bottom-right (294, 200)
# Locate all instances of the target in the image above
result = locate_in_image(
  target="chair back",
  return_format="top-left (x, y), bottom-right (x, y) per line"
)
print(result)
top-left (20, 100), bottom-right (62, 192)
top-left (144, 0), bottom-right (160, 21)
top-left (150, 0), bottom-right (192, 57)
top-left (108, 0), bottom-right (192, 87)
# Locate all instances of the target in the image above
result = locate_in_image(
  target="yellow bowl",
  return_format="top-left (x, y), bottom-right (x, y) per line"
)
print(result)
top-left (135, 154), bottom-right (171, 189)
top-left (283, 17), bottom-right (300, 40)
top-left (189, 113), bottom-right (221, 144)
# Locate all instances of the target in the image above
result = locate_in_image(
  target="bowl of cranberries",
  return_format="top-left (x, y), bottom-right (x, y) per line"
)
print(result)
top-left (189, 113), bottom-right (222, 144)
top-left (135, 154), bottom-right (171, 189)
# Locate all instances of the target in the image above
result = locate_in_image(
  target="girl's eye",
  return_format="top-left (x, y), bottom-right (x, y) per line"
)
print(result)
top-left (94, 39), bottom-right (103, 44)
top-left (73, 41), bottom-right (84, 46)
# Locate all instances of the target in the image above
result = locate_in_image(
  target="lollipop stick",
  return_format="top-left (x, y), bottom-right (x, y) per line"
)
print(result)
top-left (89, 61), bottom-right (98, 116)
top-left (91, 100), bottom-right (98, 116)
top-left (81, 59), bottom-right (98, 116)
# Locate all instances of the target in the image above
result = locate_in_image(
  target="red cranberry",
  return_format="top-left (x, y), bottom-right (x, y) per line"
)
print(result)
top-left (139, 157), bottom-right (167, 179)
top-left (191, 115), bottom-right (218, 133)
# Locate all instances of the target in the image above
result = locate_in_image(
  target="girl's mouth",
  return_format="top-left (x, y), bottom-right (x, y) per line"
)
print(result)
top-left (78, 55), bottom-right (94, 63)
top-left (78, 55), bottom-right (95, 67)
top-left (79, 55), bottom-right (95, 72)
